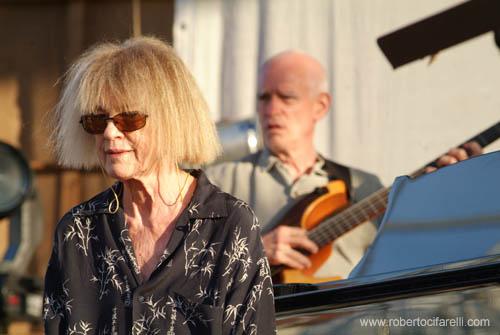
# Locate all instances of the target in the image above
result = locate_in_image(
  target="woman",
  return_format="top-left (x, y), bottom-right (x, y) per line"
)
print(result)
top-left (43, 36), bottom-right (275, 334)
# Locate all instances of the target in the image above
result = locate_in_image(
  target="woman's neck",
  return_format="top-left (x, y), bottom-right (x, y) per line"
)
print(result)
top-left (121, 168), bottom-right (196, 282)
top-left (121, 167), bottom-right (193, 229)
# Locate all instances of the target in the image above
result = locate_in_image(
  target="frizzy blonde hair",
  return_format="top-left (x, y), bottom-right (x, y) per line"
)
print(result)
top-left (51, 36), bottom-right (221, 170)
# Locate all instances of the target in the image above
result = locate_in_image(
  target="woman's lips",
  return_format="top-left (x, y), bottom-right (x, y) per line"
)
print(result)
top-left (105, 150), bottom-right (131, 156)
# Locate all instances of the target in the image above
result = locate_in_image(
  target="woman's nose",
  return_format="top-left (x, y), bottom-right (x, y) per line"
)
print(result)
top-left (102, 120), bottom-right (123, 139)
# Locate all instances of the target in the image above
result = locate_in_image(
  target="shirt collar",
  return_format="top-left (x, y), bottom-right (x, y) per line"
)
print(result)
top-left (257, 148), bottom-right (280, 172)
top-left (184, 169), bottom-right (228, 219)
top-left (70, 183), bottom-right (121, 216)
top-left (315, 154), bottom-right (329, 177)
top-left (257, 148), bottom-right (328, 177)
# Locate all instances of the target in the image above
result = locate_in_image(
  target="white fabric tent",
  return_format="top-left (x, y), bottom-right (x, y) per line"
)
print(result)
top-left (174, 0), bottom-right (500, 185)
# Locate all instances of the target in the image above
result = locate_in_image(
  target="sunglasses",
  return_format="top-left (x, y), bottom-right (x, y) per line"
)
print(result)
top-left (79, 112), bottom-right (148, 134)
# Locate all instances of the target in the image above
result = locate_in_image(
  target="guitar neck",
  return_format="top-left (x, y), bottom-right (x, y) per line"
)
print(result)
top-left (308, 121), bottom-right (500, 248)
top-left (308, 187), bottom-right (390, 248)
top-left (409, 121), bottom-right (500, 178)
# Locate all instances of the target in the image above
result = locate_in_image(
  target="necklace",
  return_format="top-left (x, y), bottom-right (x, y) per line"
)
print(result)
top-left (164, 172), bottom-right (189, 206)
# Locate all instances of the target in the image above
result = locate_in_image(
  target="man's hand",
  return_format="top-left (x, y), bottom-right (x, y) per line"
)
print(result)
top-left (262, 226), bottom-right (319, 270)
top-left (425, 141), bottom-right (483, 173)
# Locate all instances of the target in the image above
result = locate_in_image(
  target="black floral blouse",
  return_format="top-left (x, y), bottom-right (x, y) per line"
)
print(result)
top-left (43, 170), bottom-right (276, 335)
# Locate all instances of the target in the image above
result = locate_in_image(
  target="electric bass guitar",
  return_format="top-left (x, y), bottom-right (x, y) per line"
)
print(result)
top-left (272, 121), bottom-right (500, 284)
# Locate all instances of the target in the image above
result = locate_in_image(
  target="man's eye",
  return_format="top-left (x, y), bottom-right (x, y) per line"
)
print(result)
top-left (281, 94), bottom-right (296, 101)
top-left (258, 94), bottom-right (270, 101)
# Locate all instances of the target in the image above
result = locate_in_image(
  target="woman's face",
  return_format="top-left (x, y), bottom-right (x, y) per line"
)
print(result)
top-left (95, 112), bottom-right (150, 181)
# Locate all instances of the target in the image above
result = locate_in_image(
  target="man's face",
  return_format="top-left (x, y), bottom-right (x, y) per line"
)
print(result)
top-left (257, 63), bottom-right (320, 155)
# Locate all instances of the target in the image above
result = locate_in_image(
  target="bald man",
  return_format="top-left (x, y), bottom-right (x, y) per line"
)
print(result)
top-left (206, 51), bottom-right (382, 280)
top-left (206, 51), bottom-right (481, 280)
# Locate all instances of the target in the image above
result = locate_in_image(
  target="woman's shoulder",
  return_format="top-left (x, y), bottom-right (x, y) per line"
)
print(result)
top-left (54, 184), bottom-right (118, 233)
top-left (190, 170), bottom-right (261, 235)
top-left (216, 190), bottom-right (261, 233)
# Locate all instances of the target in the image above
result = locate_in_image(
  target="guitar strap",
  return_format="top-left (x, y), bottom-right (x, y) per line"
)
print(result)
top-left (321, 158), bottom-right (352, 200)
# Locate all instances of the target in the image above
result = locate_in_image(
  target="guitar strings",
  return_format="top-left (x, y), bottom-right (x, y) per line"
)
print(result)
top-left (308, 188), bottom-right (390, 248)
top-left (311, 197), bottom-right (385, 244)
top-left (311, 201), bottom-right (384, 245)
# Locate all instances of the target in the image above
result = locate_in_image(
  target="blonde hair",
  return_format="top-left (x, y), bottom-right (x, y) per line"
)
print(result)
top-left (51, 36), bottom-right (221, 170)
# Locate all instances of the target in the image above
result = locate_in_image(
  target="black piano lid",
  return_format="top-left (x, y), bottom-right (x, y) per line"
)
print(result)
top-left (275, 254), bottom-right (500, 315)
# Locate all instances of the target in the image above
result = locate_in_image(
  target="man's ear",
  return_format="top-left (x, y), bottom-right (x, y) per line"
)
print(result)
top-left (313, 92), bottom-right (331, 121)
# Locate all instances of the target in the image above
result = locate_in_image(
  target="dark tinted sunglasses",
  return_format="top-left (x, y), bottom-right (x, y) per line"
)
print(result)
top-left (80, 112), bottom-right (148, 134)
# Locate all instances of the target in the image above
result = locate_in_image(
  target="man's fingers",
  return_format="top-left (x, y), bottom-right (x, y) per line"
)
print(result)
top-left (463, 141), bottom-right (482, 156)
top-left (424, 166), bottom-right (437, 173)
top-left (426, 141), bottom-right (483, 174)
top-left (262, 226), bottom-right (318, 269)
top-left (273, 246), bottom-right (312, 270)
top-left (447, 147), bottom-right (468, 161)
top-left (288, 234), bottom-right (319, 254)
top-left (274, 226), bottom-right (319, 254)
top-left (436, 142), bottom-right (484, 169)
top-left (436, 155), bottom-right (458, 167)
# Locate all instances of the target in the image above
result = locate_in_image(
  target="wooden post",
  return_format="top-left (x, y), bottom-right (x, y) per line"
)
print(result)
top-left (132, 0), bottom-right (142, 37)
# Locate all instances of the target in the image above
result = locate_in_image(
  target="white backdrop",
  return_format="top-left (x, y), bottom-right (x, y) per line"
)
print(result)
top-left (174, 0), bottom-right (500, 185)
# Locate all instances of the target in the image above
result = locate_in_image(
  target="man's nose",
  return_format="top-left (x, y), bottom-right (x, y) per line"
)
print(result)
top-left (261, 96), bottom-right (281, 116)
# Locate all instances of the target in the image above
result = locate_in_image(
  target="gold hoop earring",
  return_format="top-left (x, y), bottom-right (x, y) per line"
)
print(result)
top-left (97, 155), bottom-right (120, 214)
top-left (108, 185), bottom-right (120, 214)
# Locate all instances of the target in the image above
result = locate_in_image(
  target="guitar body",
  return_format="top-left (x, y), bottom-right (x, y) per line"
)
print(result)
top-left (279, 180), bottom-right (348, 284)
